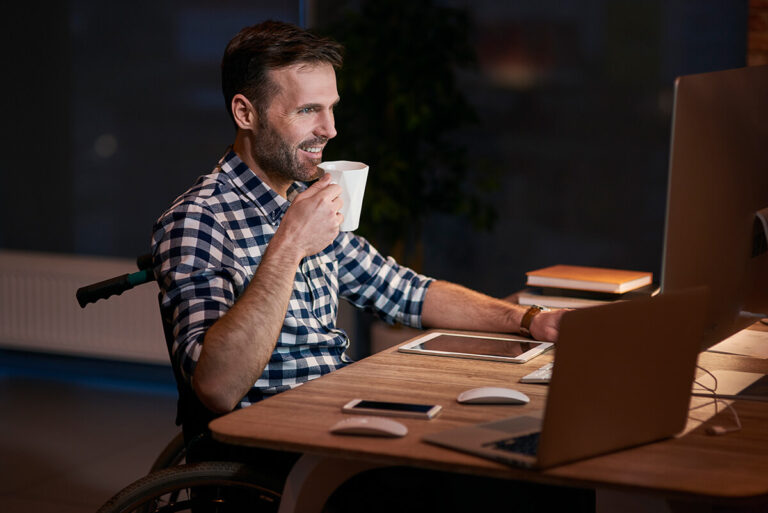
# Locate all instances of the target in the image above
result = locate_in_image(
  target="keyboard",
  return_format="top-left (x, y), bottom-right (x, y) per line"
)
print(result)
top-left (486, 432), bottom-right (541, 456)
top-left (519, 362), bottom-right (553, 384)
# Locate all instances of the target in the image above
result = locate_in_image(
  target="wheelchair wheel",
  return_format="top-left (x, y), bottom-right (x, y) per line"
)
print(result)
top-left (149, 432), bottom-right (187, 471)
top-left (96, 461), bottom-right (282, 513)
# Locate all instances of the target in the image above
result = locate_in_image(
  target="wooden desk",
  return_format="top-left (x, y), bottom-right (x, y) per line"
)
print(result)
top-left (210, 329), bottom-right (768, 512)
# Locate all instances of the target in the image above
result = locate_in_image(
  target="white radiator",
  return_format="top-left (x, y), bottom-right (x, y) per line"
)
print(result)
top-left (0, 250), bottom-right (168, 364)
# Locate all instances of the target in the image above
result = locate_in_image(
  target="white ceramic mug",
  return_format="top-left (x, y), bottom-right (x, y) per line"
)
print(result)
top-left (318, 160), bottom-right (369, 232)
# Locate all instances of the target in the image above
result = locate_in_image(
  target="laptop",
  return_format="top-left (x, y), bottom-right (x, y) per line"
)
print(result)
top-left (423, 288), bottom-right (707, 469)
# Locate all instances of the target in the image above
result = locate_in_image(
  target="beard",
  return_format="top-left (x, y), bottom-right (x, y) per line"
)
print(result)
top-left (252, 118), bottom-right (325, 183)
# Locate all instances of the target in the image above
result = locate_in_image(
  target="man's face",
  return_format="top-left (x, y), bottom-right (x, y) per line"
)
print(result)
top-left (251, 62), bottom-right (339, 184)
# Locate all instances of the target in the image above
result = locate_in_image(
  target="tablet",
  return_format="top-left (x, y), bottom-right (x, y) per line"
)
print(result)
top-left (398, 332), bottom-right (552, 363)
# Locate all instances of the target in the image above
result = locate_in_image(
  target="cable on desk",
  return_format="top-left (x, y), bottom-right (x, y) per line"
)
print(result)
top-left (689, 365), bottom-right (742, 436)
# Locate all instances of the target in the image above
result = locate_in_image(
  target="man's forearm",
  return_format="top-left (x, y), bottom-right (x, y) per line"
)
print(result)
top-left (192, 234), bottom-right (303, 413)
top-left (421, 280), bottom-right (526, 333)
top-left (421, 280), bottom-right (565, 341)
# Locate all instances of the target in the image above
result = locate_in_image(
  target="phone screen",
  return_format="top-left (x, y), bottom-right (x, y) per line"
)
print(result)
top-left (352, 400), bottom-right (435, 413)
top-left (343, 399), bottom-right (442, 419)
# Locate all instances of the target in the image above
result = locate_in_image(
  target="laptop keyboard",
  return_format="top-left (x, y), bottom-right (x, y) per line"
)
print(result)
top-left (520, 362), bottom-right (553, 384)
top-left (485, 432), bottom-right (541, 456)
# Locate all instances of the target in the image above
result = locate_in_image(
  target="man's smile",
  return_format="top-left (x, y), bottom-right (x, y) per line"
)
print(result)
top-left (298, 138), bottom-right (327, 161)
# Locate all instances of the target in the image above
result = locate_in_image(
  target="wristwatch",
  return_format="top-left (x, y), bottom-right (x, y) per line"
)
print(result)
top-left (519, 305), bottom-right (546, 338)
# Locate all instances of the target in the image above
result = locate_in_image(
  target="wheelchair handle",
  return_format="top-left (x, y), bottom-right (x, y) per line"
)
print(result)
top-left (76, 268), bottom-right (154, 308)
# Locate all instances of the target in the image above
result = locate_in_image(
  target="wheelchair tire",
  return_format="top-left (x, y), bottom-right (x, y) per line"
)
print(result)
top-left (149, 432), bottom-right (187, 472)
top-left (96, 461), bottom-right (282, 513)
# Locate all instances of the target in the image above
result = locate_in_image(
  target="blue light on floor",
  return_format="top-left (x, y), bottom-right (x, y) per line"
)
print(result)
top-left (0, 348), bottom-right (178, 396)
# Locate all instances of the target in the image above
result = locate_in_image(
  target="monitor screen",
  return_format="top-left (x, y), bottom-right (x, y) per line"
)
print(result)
top-left (660, 65), bottom-right (768, 349)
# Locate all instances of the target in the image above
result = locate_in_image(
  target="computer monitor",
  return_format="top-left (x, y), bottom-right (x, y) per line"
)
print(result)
top-left (660, 64), bottom-right (768, 350)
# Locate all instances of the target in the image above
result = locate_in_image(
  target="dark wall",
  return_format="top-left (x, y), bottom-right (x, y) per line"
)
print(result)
top-left (420, 0), bottom-right (748, 296)
top-left (2, 4), bottom-right (73, 253)
top-left (0, 1), bottom-right (747, 298)
top-left (1, 1), bottom-right (300, 257)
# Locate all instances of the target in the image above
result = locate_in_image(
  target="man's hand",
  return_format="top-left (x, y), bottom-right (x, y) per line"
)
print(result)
top-left (278, 173), bottom-right (343, 257)
top-left (529, 308), bottom-right (568, 342)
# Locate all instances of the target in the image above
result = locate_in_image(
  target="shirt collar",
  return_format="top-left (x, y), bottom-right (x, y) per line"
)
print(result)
top-left (217, 148), bottom-right (308, 226)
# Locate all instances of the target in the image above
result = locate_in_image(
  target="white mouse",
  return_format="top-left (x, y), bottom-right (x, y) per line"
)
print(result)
top-left (329, 416), bottom-right (408, 437)
top-left (457, 387), bottom-right (530, 405)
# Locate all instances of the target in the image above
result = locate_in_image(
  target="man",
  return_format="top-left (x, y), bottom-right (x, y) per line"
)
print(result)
top-left (152, 20), bottom-right (565, 450)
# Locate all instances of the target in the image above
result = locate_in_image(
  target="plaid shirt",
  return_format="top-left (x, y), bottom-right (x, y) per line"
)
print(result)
top-left (152, 149), bottom-right (433, 407)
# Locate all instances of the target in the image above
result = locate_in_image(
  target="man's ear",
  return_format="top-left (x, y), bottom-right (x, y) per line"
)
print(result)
top-left (231, 94), bottom-right (258, 130)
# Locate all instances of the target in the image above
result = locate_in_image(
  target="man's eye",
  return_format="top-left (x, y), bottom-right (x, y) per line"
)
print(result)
top-left (299, 107), bottom-right (315, 114)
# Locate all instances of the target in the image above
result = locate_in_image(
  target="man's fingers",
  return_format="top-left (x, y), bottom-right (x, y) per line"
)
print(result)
top-left (299, 175), bottom-right (343, 203)
top-left (314, 183), bottom-right (343, 206)
top-left (299, 173), bottom-right (333, 198)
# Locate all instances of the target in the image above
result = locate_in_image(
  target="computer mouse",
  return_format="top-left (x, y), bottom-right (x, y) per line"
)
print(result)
top-left (457, 387), bottom-right (530, 405)
top-left (329, 416), bottom-right (408, 437)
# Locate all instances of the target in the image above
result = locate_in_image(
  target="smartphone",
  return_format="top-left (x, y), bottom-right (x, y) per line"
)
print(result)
top-left (341, 399), bottom-right (442, 419)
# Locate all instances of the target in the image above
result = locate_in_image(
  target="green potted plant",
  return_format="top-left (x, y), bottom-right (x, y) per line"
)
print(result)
top-left (319, 0), bottom-right (497, 269)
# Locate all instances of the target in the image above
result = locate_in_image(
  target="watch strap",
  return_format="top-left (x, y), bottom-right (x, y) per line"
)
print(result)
top-left (519, 305), bottom-right (544, 338)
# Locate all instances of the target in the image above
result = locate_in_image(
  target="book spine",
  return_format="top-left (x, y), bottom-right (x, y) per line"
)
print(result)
top-left (526, 276), bottom-right (623, 293)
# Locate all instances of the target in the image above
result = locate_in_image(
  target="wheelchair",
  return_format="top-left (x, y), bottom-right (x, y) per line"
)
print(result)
top-left (78, 255), bottom-right (286, 513)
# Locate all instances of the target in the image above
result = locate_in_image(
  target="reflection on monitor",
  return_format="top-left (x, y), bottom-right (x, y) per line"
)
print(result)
top-left (661, 65), bottom-right (768, 349)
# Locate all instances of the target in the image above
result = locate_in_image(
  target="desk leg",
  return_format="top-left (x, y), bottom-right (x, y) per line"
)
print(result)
top-left (277, 454), bottom-right (385, 513)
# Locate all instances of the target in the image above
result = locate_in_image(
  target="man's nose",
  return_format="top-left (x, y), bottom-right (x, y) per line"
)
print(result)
top-left (316, 110), bottom-right (337, 139)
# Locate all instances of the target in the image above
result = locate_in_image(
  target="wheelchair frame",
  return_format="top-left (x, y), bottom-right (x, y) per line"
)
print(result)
top-left (78, 254), bottom-right (284, 512)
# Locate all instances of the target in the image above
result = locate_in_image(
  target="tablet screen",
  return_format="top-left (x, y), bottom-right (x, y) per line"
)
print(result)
top-left (421, 334), bottom-right (539, 358)
top-left (398, 331), bottom-right (552, 363)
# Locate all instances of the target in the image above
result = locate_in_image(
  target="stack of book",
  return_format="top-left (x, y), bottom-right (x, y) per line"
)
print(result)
top-left (517, 264), bottom-right (657, 309)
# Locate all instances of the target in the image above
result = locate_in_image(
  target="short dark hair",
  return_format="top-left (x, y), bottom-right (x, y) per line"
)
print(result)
top-left (221, 20), bottom-right (343, 125)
